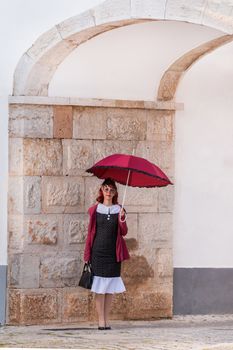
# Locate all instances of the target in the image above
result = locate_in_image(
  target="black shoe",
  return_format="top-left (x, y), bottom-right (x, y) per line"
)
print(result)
top-left (105, 326), bottom-right (111, 330)
top-left (98, 326), bottom-right (105, 330)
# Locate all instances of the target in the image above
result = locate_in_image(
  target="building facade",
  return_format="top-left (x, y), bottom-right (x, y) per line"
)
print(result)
top-left (1, 0), bottom-right (233, 324)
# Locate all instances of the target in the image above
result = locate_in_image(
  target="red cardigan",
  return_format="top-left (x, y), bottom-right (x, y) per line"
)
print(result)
top-left (84, 203), bottom-right (130, 263)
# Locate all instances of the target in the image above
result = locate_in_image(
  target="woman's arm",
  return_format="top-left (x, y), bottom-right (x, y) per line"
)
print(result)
top-left (119, 208), bottom-right (128, 236)
top-left (84, 213), bottom-right (92, 262)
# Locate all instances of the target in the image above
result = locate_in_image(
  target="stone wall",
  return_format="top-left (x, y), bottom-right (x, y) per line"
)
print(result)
top-left (8, 101), bottom-right (174, 324)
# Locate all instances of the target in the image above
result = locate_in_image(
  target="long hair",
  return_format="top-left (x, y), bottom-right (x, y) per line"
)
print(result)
top-left (96, 178), bottom-right (118, 204)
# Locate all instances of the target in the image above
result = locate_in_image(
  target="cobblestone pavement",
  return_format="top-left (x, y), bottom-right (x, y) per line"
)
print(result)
top-left (1, 315), bottom-right (233, 350)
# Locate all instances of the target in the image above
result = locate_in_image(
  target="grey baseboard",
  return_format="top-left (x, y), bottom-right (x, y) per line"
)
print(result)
top-left (173, 268), bottom-right (233, 314)
top-left (0, 265), bottom-right (7, 325)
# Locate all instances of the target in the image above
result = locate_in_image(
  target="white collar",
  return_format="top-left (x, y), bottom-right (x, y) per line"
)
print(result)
top-left (97, 203), bottom-right (120, 214)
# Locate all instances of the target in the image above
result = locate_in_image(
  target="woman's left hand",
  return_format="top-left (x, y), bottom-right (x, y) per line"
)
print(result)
top-left (120, 207), bottom-right (125, 218)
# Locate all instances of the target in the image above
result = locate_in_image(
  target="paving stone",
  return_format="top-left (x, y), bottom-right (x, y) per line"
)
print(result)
top-left (2, 315), bottom-right (233, 349)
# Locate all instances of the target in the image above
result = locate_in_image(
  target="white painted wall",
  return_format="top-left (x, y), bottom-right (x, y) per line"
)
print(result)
top-left (1, 1), bottom-right (232, 268)
top-left (175, 40), bottom-right (233, 267)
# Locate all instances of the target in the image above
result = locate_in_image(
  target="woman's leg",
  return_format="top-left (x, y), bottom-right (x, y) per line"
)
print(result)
top-left (104, 293), bottom-right (114, 327)
top-left (95, 294), bottom-right (105, 327)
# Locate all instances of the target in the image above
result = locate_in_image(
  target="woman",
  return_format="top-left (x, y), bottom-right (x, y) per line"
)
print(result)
top-left (84, 178), bottom-right (130, 330)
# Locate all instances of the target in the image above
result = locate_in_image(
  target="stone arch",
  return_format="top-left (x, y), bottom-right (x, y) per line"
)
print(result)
top-left (157, 34), bottom-right (233, 101)
top-left (13, 0), bottom-right (233, 97)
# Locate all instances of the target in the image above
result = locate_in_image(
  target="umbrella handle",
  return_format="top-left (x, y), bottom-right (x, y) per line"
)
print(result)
top-left (120, 148), bottom-right (134, 223)
top-left (122, 168), bottom-right (131, 208)
top-left (120, 169), bottom-right (130, 222)
top-left (119, 211), bottom-right (127, 223)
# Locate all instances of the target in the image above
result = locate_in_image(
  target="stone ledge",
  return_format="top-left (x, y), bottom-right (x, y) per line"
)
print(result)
top-left (8, 96), bottom-right (184, 111)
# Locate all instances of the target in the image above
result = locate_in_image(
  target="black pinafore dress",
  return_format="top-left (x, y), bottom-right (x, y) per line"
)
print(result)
top-left (90, 203), bottom-right (126, 294)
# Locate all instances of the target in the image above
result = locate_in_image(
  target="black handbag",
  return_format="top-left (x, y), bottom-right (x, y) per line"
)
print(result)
top-left (78, 262), bottom-right (93, 289)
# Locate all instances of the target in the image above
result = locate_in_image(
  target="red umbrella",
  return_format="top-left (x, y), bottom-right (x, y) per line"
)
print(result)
top-left (86, 153), bottom-right (172, 188)
top-left (86, 153), bottom-right (173, 219)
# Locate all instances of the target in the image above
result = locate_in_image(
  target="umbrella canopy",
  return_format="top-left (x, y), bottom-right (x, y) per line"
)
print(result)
top-left (86, 153), bottom-right (172, 188)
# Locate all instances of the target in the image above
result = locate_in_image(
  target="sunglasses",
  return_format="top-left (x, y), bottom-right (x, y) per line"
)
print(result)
top-left (102, 186), bottom-right (116, 194)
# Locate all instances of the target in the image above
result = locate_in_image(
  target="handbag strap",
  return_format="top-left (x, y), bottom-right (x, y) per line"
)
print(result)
top-left (84, 262), bottom-right (92, 273)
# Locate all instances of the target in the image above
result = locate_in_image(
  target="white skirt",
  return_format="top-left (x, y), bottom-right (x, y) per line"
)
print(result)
top-left (91, 276), bottom-right (126, 294)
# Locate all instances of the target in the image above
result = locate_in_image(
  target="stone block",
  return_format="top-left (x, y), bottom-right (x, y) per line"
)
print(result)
top-left (40, 255), bottom-right (82, 288)
top-left (8, 254), bottom-right (20, 287)
top-left (118, 184), bottom-right (158, 213)
top-left (146, 110), bottom-right (174, 142)
top-left (23, 139), bottom-right (62, 176)
top-left (8, 177), bottom-right (23, 214)
top-left (131, 0), bottom-right (166, 19)
top-left (125, 213), bottom-right (138, 240)
top-left (8, 289), bottom-right (61, 324)
top-left (138, 245), bottom-right (158, 273)
top-left (53, 106), bottom-right (73, 138)
top-left (27, 27), bottom-right (61, 61)
top-left (158, 70), bottom-right (182, 101)
top-left (32, 37), bottom-right (76, 68)
top-left (156, 248), bottom-right (173, 278)
top-left (23, 176), bottom-right (41, 214)
top-left (24, 214), bottom-right (62, 246)
top-left (165, 0), bottom-right (205, 24)
top-left (62, 24), bottom-right (105, 48)
top-left (8, 215), bottom-right (24, 252)
top-left (110, 293), bottom-right (127, 319)
top-left (8, 254), bottom-right (40, 288)
top-left (93, 0), bottom-right (131, 25)
top-left (122, 254), bottom-right (154, 286)
top-left (202, 2), bottom-right (233, 34)
top-left (157, 141), bottom-right (174, 176)
top-left (62, 288), bottom-right (90, 322)
top-left (13, 53), bottom-right (34, 96)
top-left (7, 289), bottom-right (21, 324)
top-left (9, 138), bottom-right (23, 175)
top-left (25, 44), bottom-right (76, 96)
top-left (62, 139), bottom-right (94, 176)
top-left (9, 104), bottom-right (53, 138)
top-left (21, 290), bottom-right (60, 323)
top-left (64, 214), bottom-right (89, 245)
top-left (126, 291), bottom-right (172, 319)
top-left (42, 176), bottom-right (84, 213)
top-left (93, 140), bottom-right (134, 163)
top-left (158, 185), bottom-right (174, 213)
top-left (138, 213), bottom-right (172, 244)
top-left (115, 99), bottom-right (145, 109)
top-left (106, 109), bottom-right (147, 140)
top-left (57, 10), bottom-right (95, 39)
top-left (136, 141), bottom-right (174, 178)
top-left (84, 176), bottom-right (103, 211)
top-left (73, 107), bottom-right (107, 140)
